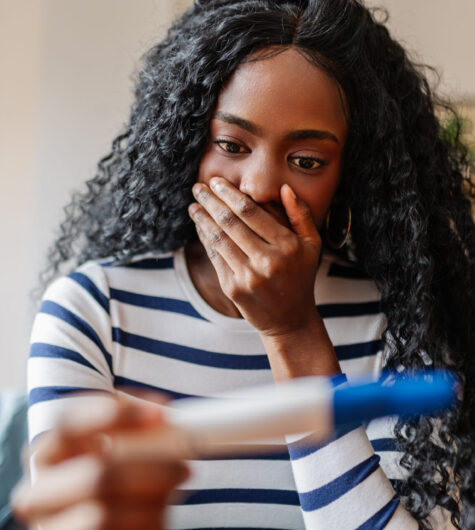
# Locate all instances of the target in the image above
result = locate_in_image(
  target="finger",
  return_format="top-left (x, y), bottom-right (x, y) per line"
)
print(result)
top-left (13, 453), bottom-right (189, 520)
top-left (189, 202), bottom-right (247, 273)
top-left (36, 500), bottom-right (166, 530)
top-left (192, 182), bottom-right (266, 255)
top-left (209, 177), bottom-right (289, 244)
top-left (12, 454), bottom-right (106, 520)
top-left (280, 184), bottom-right (321, 246)
top-left (35, 501), bottom-right (107, 530)
top-left (33, 395), bottom-right (164, 467)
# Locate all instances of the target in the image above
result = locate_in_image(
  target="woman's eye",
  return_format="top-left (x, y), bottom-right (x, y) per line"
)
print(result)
top-left (290, 157), bottom-right (325, 170)
top-left (214, 140), bottom-right (247, 154)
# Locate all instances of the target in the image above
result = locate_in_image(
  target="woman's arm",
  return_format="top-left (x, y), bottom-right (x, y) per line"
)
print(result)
top-left (12, 394), bottom-right (188, 530)
top-left (22, 262), bottom-right (188, 530)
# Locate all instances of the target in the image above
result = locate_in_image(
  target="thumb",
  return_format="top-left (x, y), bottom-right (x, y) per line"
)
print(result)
top-left (280, 184), bottom-right (320, 246)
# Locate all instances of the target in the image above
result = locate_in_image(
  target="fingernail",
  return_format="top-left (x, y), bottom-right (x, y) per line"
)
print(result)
top-left (192, 183), bottom-right (204, 197)
top-left (283, 184), bottom-right (296, 200)
top-left (188, 203), bottom-right (200, 216)
top-left (209, 177), bottom-right (222, 191)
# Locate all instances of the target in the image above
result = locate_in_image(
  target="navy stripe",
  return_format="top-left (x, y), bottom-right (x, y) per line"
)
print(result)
top-left (112, 328), bottom-right (270, 370)
top-left (68, 272), bottom-right (109, 313)
top-left (125, 257), bottom-right (174, 269)
top-left (317, 301), bottom-right (381, 318)
top-left (29, 386), bottom-right (108, 407)
top-left (328, 262), bottom-right (370, 280)
top-left (356, 494), bottom-right (399, 529)
top-left (300, 454), bottom-right (381, 511)
top-left (40, 300), bottom-right (113, 374)
top-left (175, 488), bottom-right (300, 506)
top-left (113, 375), bottom-right (193, 400)
top-left (288, 422), bottom-right (361, 460)
top-left (200, 449), bottom-right (290, 461)
top-left (29, 343), bottom-right (102, 375)
top-left (110, 289), bottom-right (206, 320)
top-left (101, 257), bottom-right (174, 269)
top-left (334, 339), bottom-right (382, 361)
top-left (371, 438), bottom-right (398, 452)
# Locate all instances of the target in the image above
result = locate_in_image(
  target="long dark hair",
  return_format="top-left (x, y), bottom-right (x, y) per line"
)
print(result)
top-left (39, 0), bottom-right (474, 526)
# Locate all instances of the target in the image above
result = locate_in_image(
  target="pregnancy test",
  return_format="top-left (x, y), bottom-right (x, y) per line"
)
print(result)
top-left (111, 372), bottom-right (456, 459)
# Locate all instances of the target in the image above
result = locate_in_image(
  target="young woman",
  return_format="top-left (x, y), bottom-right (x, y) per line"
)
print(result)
top-left (14, 0), bottom-right (474, 529)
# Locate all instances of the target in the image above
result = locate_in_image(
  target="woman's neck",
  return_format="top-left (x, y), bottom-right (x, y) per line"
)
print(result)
top-left (184, 239), bottom-right (243, 319)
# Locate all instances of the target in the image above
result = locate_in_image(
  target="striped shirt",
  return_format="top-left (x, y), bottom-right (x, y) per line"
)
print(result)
top-left (27, 248), bottom-right (451, 529)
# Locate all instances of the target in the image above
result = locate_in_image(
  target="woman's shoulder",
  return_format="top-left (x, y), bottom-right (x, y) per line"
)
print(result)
top-left (42, 249), bottom-right (180, 308)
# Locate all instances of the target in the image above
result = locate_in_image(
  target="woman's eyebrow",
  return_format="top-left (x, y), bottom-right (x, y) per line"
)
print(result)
top-left (213, 111), bottom-right (262, 136)
top-left (212, 111), bottom-right (339, 144)
top-left (286, 129), bottom-right (339, 144)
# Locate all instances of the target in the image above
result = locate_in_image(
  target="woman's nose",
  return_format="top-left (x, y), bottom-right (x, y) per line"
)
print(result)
top-left (238, 157), bottom-right (283, 205)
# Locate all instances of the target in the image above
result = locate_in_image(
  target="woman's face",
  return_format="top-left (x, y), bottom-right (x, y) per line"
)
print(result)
top-left (198, 47), bottom-right (348, 229)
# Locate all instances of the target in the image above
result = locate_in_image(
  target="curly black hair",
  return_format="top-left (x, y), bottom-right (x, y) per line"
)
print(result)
top-left (39, 0), bottom-right (474, 526)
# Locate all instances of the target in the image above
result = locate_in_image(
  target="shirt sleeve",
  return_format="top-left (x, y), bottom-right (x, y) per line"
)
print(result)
top-left (27, 261), bottom-right (115, 444)
top-left (286, 375), bottom-right (420, 530)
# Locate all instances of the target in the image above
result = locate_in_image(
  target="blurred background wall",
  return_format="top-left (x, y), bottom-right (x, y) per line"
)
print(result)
top-left (1, 0), bottom-right (474, 390)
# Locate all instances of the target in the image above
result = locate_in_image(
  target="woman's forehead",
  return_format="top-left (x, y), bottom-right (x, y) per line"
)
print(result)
top-left (215, 47), bottom-right (348, 141)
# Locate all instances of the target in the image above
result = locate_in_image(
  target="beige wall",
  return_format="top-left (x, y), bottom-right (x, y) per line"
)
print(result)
top-left (367, 0), bottom-right (475, 100)
top-left (0, 0), bottom-right (473, 390)
top-left (0, 0), bottom-right (192, 390)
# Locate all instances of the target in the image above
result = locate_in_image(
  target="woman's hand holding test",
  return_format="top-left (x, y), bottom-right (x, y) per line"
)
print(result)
top-left (12, 394), bottom-right (189, 530)
top-left (189, 176), bottom-right (341, 380)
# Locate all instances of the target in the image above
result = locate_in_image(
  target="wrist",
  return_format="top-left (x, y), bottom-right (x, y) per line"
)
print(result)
top-left (260, 312), bottom-right (342, 381)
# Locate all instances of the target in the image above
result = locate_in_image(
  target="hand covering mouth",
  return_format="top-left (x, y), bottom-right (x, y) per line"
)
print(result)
top-left (261, 202), bottom-right (292, 230)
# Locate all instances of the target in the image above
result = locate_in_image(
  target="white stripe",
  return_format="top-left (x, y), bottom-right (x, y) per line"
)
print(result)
top-left (183, 459), bottom-right (296, 490)
top-left (116, 347), bottom-right (272, 396)
top-left (110, 301), bottom-right (264, 354)
top-left (302, 467), bottom-right (395, 529)
top-left (379, 451), bottom-right (406, 481)
top-left (315, 255), bottom-right (382, 305)
top-left (290, 427), bottom-right (374, 492)
top-left (339, 351), bottom-right (383, 379)
top-left (40, 276), bottom-right (112, 354)
top-left (324, 313), bottom-right (386, 346)
top-left (107, 267), bottom-right (186, 300)
top-left (110, 299), bottom-right (385, 356)
top-left (28, 357), bottom-right (111, 393)
top-left (366, 416), bottom-right (398, 439)
top-left (166, 502), bottom-right (304, 530)
top-left (30, 313), bottom-right (111, 377)
top-left (45, 275), bottom-right (109, 324)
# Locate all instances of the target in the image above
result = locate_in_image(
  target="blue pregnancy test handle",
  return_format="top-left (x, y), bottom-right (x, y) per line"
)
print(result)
top-left (333, 372), bottom-right (457, 425)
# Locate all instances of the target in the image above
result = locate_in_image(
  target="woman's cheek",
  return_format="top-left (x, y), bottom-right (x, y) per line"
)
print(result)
top-left (197, 154), bottom-right (241, 188)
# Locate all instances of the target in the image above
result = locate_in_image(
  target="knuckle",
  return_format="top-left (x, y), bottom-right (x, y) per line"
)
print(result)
top-left (282, 237), bottom-right (299, 257)
top-left (217, 208), bottom-right (235, 228)
top-left (244, 270), bottom-right (265, 291)
top-left (236, 197), bottom-right (257, 218)
top-left (259, 255), bottom-right (279, 277)
top-left (223, 282), bottom-right (239, 300)
top-left (209, 229), bottom-right (226, 246)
